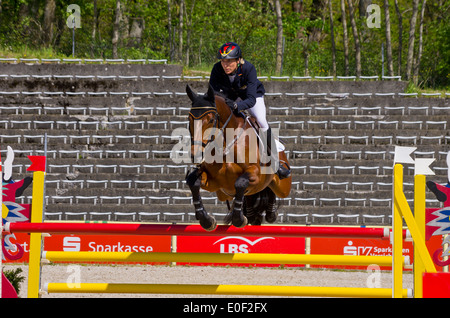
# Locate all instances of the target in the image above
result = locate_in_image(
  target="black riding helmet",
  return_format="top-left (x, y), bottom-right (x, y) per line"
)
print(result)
top-left (217, 42), bottom-right (242, 59)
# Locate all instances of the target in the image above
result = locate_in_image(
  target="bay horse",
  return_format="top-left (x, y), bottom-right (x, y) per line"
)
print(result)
top-left (185, 84), bottom-right (292, 231)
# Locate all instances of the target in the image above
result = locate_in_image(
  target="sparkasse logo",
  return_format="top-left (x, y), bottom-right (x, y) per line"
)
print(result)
top-left (63, 236), bottom-right (81, 251)
top-left (343, 240), bottom-right (410, 256)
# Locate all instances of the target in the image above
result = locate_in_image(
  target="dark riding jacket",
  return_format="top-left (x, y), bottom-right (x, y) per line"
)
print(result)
top-left (209, 59), bottom-right (265, 112)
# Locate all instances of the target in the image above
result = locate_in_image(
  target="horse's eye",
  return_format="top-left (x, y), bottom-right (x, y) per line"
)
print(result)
top-left (209, 118), bottom-right (215, 124)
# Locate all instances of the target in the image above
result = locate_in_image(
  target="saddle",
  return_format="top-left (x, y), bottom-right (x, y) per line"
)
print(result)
top-left (240, 112), bottom-right (290, 177)
top-left (239, 110), bottom-right (286, 151)
top-left (227, 102), bottom-right (290, 176)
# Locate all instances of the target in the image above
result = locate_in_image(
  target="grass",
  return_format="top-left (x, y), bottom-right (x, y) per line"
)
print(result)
top-left (0, 46), bottom-right (448, 93)
top-left (0, 46), bottom-right (70, 60)
top-left (405, 81), bottom-right (449, 96)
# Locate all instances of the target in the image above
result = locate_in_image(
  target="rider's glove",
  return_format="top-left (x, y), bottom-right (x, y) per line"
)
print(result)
top-left (226, 99), bottom-right (239, 112)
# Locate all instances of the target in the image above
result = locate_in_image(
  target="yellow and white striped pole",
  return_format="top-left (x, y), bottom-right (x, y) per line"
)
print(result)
top-left (44, 283), bottom-right (411, 298)
top-left (43, 251), bottom-right (404, 267)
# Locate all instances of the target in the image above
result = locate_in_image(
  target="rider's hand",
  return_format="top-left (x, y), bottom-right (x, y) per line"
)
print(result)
top-left (226, 99), bottom-right (239, 112)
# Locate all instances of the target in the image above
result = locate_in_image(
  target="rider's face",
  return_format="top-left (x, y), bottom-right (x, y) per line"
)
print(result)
top-left (221, 58), bottom-right (238, 75)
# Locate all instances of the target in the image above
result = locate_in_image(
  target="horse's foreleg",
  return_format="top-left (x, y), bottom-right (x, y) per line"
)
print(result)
top-left (186, 168), bottom-right (217, 231)
top-left (232, 173), bottom-right (249, 228)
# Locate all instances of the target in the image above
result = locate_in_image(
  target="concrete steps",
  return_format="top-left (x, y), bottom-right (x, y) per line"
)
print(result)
top-left (1, 63), bottom-right (448, 225)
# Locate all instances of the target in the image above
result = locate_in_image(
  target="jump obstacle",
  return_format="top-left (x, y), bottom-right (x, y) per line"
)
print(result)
top-left (1, 161), bottom-right (443, 298)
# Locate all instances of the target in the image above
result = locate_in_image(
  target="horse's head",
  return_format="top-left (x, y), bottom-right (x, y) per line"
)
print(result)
top-left (186, 84), bottom-right (220, 163)
top-left (186, 84), bottom-right (217, 119)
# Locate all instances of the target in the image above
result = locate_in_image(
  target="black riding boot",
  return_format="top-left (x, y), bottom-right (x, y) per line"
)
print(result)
top-left (264, 127), bottom-right (291, 180)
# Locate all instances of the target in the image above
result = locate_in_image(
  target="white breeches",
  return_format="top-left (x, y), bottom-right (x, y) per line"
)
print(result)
top-left (247, 97), bottom-right (285, 152)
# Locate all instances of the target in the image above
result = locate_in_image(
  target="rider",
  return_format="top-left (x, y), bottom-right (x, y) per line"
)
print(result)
top-left (209, 42), bottom-right (291, 179)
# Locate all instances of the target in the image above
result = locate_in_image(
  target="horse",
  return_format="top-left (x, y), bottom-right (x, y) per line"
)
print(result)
top-left (185, 84), bottom-right (292, 231)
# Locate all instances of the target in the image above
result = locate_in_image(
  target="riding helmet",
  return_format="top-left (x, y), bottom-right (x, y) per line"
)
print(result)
top-left (217, 42), bottom-right (242, 59)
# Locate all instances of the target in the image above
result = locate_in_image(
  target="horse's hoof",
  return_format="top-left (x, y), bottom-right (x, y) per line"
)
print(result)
top-left (200, 216), bottom-right (217, 232)
top-left (196, 206), bottom-right (217, 231)
top-left (233, 214), bottom-right (248, 228)
top-left (265, 211), bottom-right (277, 223)
top-left (266, 213), bottom-right (277, 223)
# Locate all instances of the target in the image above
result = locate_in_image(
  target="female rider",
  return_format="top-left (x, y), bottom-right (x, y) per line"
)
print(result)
top-left (209, 42), bottom-right (291, 179)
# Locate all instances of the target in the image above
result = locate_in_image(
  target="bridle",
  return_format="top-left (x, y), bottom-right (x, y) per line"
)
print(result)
top-left (189, 106), bottom-right (220, 149)
top-left (188, 103), bottom-right (236, 164)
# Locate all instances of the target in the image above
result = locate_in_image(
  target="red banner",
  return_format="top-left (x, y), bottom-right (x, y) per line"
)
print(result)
top-left (177, 235), bottom-right (305, 267)
top-left (3, 233), bottom-right (171, 264)
top-left (4, 233), bottom-right (305, 267)
top-left (309, 236), bottom-right (443, 271)
top-left (4, 229), bottom-right (444, 271)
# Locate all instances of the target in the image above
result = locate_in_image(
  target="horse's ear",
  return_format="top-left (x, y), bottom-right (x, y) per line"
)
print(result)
top-left (186, 84), bottom-right (197, 102)
top-left (206, 84), bottom-right (215, 102)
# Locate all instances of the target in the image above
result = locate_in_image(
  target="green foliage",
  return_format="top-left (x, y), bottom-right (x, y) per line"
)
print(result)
top-left (420, 6), bottom-right (450, 88)
top-left (3, 267), bottom-right (26, 297)
top-left (0, 0), bottom-right (447, 88)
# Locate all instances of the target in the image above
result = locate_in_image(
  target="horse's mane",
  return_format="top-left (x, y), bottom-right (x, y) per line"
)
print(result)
top-left (212, 90), bottom-right (248, 122)
top-left (213, 90), bottom-right (234, 106)
top-left (213, 90), bottom-right (227, 100)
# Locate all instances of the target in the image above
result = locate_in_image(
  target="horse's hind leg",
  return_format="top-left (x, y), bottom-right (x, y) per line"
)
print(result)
top-left (186, 169), bottom-right (217, 231)
top-left (265, 188), bottom-right (277, 223)
top-left (231, 173), bottom-right (249, 228)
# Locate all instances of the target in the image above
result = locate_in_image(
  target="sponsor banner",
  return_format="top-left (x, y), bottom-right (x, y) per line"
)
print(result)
top-left (309, 235), bottom-right (443, 271)
top-left (2, 233), bottom-right (30, 263)
top-left (4, 229), bottom-right (443, 271)
top-left (177, 235), bottom-right (306, 267)
top-left (3, 233), bottom-right (171, 264)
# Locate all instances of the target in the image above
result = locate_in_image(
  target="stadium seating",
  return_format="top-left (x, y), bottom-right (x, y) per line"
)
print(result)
top-left (0, 60), bottom-right (448, 225)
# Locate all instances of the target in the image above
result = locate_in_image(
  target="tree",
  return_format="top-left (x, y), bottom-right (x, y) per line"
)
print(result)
top-left (178, 0), bottom-right (184, 64)
top-left (341, 0), bottom-right (349, 76)
top-left (184, 0), bottom-right (196, 66)
top-left (0, 0), bottom-right (448, 88)
top-left (309, 0), bottom-right (327, 43)
top-left (92, 0), bottom-right (98, 41)
top-left (406, 0), bottom-right (419, 81)
top-left (393, 0), bottom-right (403, 76)
top-left (43, 0), bottom-right (56, 46)
top-left (112, 0), bottom-right (121, 59)
top-left (384, 0), bottom-right (394, 76)
top-left (128, 1), bottom-right (145, 48)
top-left (359, 0), bottom-right (372, 18)
top-left (347, 0), bottom-right (361, 77)
top-left (167, 0), bottom-right (175, 62)
top-left (413, 0), bottom-right (426, 85)
top-left (358, 0), bottom-right (371, 42)
top-left (301, 0), bottom-right (327, 75)
top-left (329, 0), bottom-right (336, 76)
top-left (275, 0), bottom-right (283, 75)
